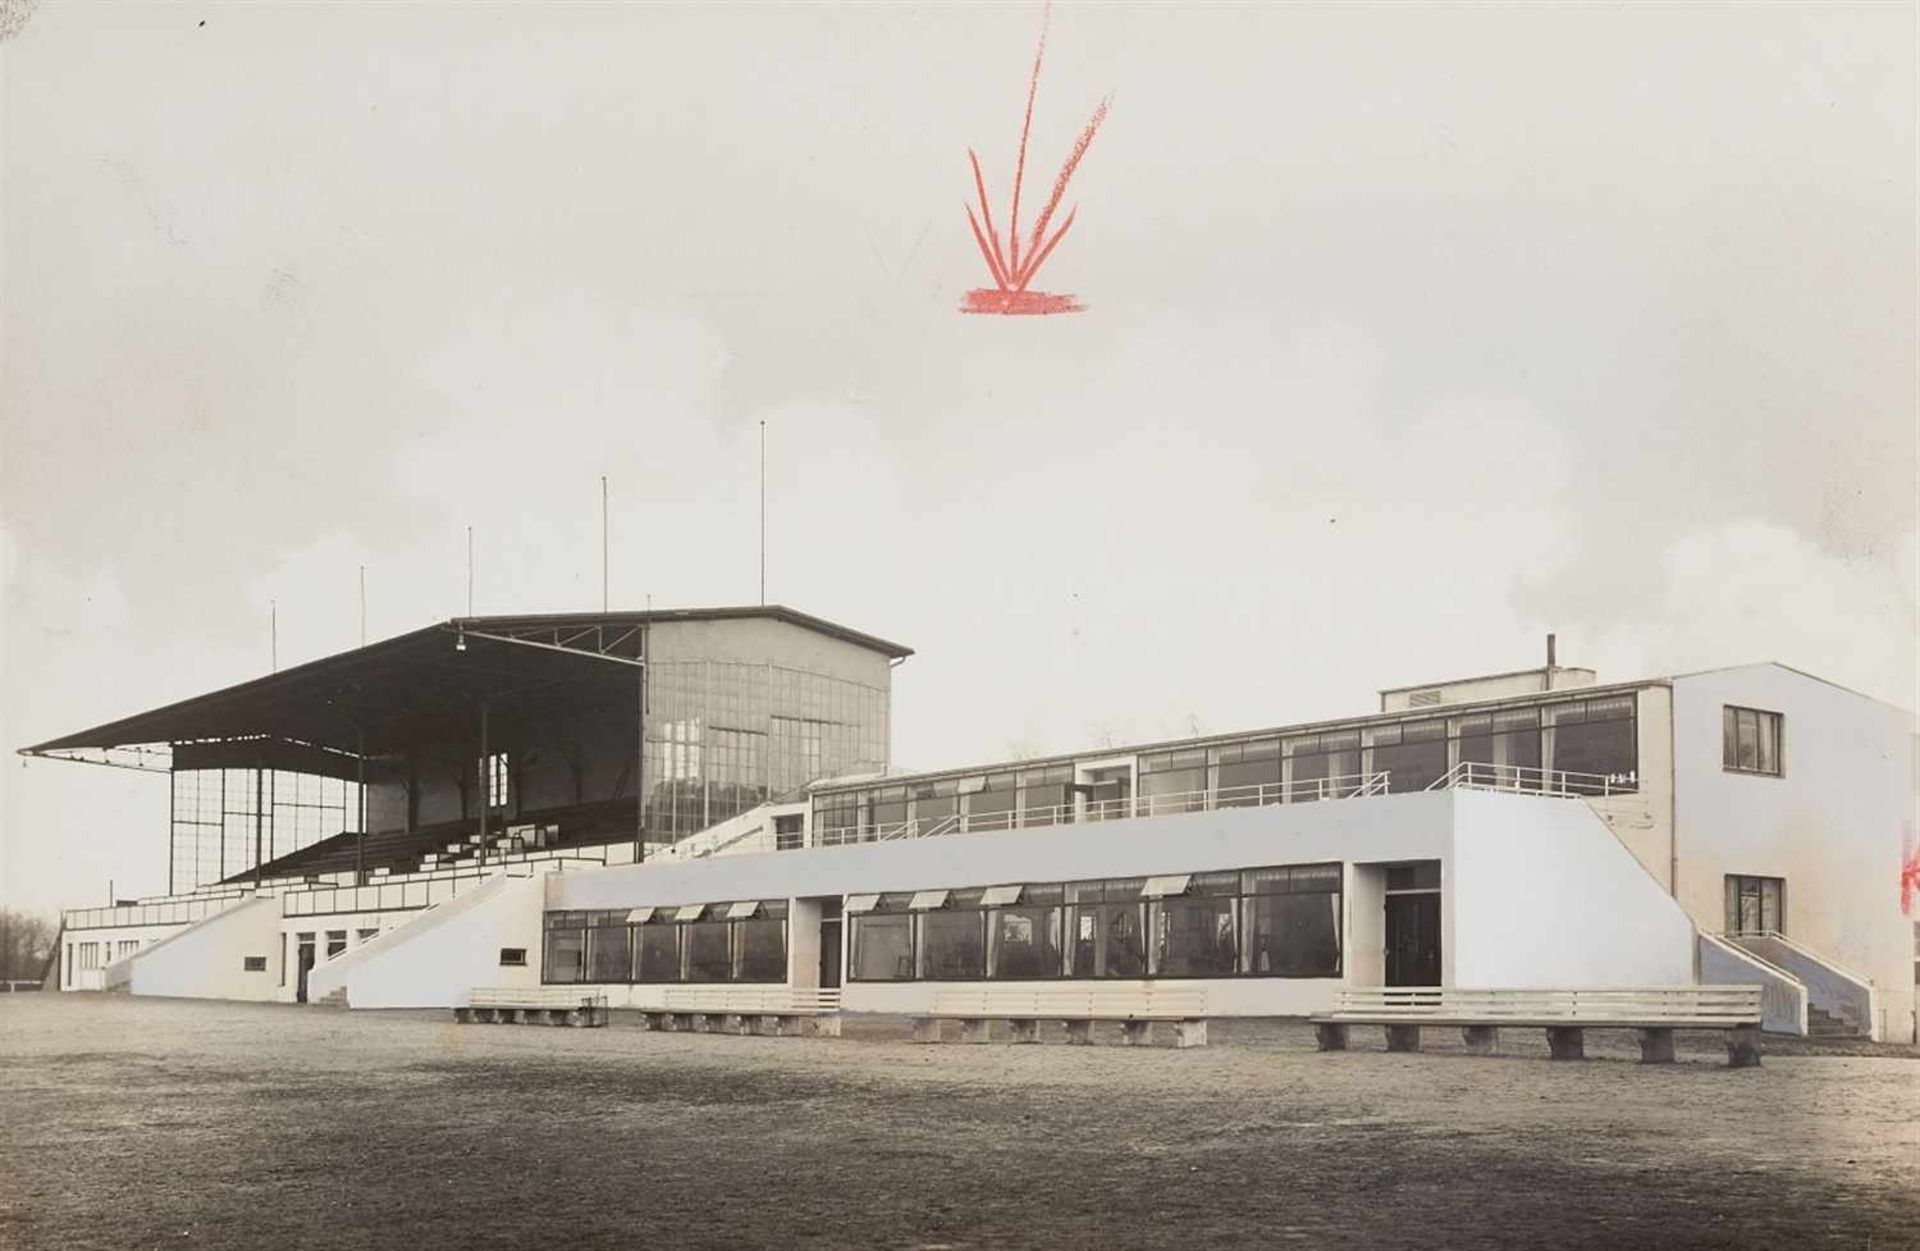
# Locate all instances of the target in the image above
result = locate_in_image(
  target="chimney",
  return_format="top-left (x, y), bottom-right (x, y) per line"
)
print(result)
top-left (1546, 633), bottom-right (1558, 669)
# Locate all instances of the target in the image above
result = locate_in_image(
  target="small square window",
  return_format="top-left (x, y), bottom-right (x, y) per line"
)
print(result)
top-left (243, 956), bottom-right (268, 972)
top-left (499, 947), bottom-right (528, 967)
top-left (1722, 706), bottom-right (1783, 776)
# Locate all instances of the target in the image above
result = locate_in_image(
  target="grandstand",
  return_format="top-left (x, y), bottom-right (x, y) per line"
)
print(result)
top-left (26, 607), bottom-right (1916, 1043)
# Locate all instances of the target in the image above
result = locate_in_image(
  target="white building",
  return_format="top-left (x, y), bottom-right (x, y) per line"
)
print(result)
top-left (33, 611), bottom-right (1917, 1041)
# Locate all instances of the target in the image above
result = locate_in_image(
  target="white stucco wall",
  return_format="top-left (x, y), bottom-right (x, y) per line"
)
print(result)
top-left (124, 895), bottom-right (283, 1000)
top-left (1449, 789), bottom-right (1695, 988)
top-left (307, 871), bottom-right (547, 1009)
top-left (1671, 665), bottom-right (1916, 1041)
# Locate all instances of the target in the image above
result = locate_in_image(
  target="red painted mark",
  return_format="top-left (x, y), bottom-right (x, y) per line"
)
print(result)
top-left (1901, 826), bottom-right (1920, 916)
top-left (961, 8), bottom-right (1109, 316)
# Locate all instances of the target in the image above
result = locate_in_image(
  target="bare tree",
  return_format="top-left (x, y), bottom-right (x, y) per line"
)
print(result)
top-left (0, 909), bottom-right (58, 986)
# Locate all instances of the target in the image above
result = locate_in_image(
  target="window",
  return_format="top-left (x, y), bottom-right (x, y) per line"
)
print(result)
top-left (910, 779), bottom-right (959, 838)
top-left (1723, 707), bottom-right (1783, 777)
top-left (965, 774), bottom-right (1019, 831)
top-left (1152, 872), bottom-right (1240, 976)
top-left (587, 915), bottom-right (632, 982)
top-left (1018, 766), bottom-right (1072, 828)
top-left (773, 813), bottom-right (806, 851)
top-left (988, 884), bottom-right (1062, 978)
top-left (1453, 709), bottom-right (1541, 787)
top-left (917, 890), bottom-right (988, 979)
top-left (325, 930), bottom-right (348, 960)
top-left (1212, 738), bottom-right (1281, 807)
top-left (356, 928), bottom-right (379, 943)
top-left (499, 947), bottom-right (528, 967)
top-left (1067, 879), bottom-right (1148, 978)
top-left (1369, 721), bottom-right (1448, 793)
top-left (117, 940), bottom-right (139, 960)
top-left (543, 912), bottom-right (588, 983)
top-left (243, 956), bottom-right (268, 972)
top-left (481, 751), bottom-right (511, 809)
top-left (1138, 750), bottom-right (1208, 814)
top-left (1547, 697), bottom-right (1638, 790)
top-left (732, 901), bottom-right (789, 982)
top-left (1725, 875), bottom-right (1784, 935)
top-left (683, 912), bottom-right (733, 983)
top-left (1241, 865), bottom-right (1342, 976)
top-left (633, 919), bottom-right (681, 983)
top-left (1285, 731), bottom-right (1361, 801)
top-left (850, 894), bottom-right (916, 980)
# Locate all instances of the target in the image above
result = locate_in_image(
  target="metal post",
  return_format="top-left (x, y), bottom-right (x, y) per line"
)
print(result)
top-left (253, 765), bottom-right (265, 889)
top-left (634, 632), bottom-right (648, 865)
top-left (167, 769), bottom-right (176, 896)
top-left (601, 475), bottom-right (609, 612)
top-left (478, 702), bottom-right (489, 868)
top-left (355, 727), bottom-right (366, 885)
top-left (759, 419), bottom-right (766, 604)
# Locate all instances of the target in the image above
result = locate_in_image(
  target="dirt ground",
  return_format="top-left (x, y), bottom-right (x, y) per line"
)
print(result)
top-left (1, 995), bottom-right (1914, 1250)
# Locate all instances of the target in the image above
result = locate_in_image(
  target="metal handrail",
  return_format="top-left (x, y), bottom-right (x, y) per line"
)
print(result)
top-left (814, 771), bottom-right (1393, 848)
top-left (1424, 760), bottom-right (1634, 798)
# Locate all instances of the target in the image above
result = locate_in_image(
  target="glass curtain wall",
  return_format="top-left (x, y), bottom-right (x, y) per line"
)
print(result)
top-left (645, 660), bottom-right (889, 842)
top-left (543, 902), bottom-right (790, 984)
top-left (849, 864), bottom-right (1342, 982)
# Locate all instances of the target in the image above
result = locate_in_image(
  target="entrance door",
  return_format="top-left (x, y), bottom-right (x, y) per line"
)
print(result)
top-left (296, 940), bottom-right (316, 1003)
top-left (818, 918), bottom-right (843, 989)
top-left (1384, 894), bottom-right (1441, 987)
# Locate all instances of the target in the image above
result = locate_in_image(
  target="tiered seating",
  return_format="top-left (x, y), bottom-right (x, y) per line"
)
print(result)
top-left (225, 798), bottom-right (642, 885)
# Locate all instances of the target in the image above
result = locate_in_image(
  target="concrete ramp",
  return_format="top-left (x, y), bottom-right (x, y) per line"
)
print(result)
top-left (115, 894), bottom-right (281, 1001)
top-left (306, 869), bottom-right (547, 1009)
top-left (1700, 932), bottom-right (1807, 1034)
top-left (1730, 932), bottom-right (1880, 1039)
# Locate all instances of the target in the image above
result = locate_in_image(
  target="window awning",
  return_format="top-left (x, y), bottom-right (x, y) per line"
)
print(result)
top-left (674, 904), bottom-right (707, 922)
top-left (845, 893), bottom-right (881, 914)
top-left (1141, 874), bottom-right (1192, 898)
top-left (908, 889), bottom-right (950, 911)
top-left (626, 906), bottom-right (657, 924)
top-left (726, 901), bottom-right (761, 920)
top-left (980, 884), bottom-right (1023, 907)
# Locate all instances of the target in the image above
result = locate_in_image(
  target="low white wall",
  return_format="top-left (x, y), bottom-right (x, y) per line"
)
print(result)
top-left (309, 872), bottom-right (546, 1009)
top-left (126, 896), bottom-right (283, 1001)
top-left (1449, 789), bottom-right (1695, 988)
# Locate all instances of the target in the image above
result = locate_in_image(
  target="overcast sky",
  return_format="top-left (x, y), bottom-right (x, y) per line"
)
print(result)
top-left (3, 2), bottom-right (1913, 916)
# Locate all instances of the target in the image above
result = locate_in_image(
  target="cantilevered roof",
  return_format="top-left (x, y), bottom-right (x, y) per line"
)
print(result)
top-left (19, 606), bottom-right (911, 765)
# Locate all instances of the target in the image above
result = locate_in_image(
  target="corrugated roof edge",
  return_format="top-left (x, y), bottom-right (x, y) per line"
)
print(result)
top-left (452, 605), bottom-right (913, 659)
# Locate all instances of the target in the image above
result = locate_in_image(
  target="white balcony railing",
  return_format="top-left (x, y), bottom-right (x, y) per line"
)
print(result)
top-left (813, 771), bottom-right (1392, 848)
top-left (1424, 760), bottom-right (1634, 798)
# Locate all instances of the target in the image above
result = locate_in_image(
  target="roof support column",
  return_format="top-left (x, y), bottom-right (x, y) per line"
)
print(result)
top-left (253, 763), bottom-right (265, 889)
top-left (477, 701), bottom-right (489, 870)
top-left (354, 727), bottom-right (366, 886)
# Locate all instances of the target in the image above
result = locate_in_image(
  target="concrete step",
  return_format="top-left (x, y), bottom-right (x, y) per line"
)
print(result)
top-left (1807, 1006), bottom-right (1862, 1037)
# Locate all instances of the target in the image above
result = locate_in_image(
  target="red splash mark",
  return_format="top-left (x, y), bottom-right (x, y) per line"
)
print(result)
top-left (961, 8), bottom-right (1109, 316)
top-left (1902, 826), bottom-right (1920, 916)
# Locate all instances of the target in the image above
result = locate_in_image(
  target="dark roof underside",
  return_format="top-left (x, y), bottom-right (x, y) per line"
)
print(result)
top-left (20, 606), bottom-right (910, 759)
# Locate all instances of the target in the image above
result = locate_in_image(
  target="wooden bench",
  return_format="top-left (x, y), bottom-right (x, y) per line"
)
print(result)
top-left (647, 987), bottom-right (843, 1037)
top-left (913, 984), bottom-right (1210, 1047)
top-left (1310, 986), bottom-right (1765, 1067)
top-left (455, 986), bottom-right (609, 1027)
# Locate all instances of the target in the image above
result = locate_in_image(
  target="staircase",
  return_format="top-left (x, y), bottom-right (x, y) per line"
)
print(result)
top-left (1806, 1005), bottom-right (1860, 1038)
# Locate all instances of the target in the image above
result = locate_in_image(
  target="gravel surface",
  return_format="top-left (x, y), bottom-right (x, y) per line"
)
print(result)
top-left (1, 994), bottom-right (1914, 1250)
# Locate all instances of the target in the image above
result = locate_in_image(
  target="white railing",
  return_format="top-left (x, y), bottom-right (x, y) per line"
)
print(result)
top-left (814, 772), bottom-right (1393, 848)
top-left (1424, 760), bottom-right (1635, 798)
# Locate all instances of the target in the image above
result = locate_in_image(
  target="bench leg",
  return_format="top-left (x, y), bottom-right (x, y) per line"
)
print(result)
top-left (1461, 1025), bottom-right (1499, 1055)
top-left (960, 1018), bottom-right (992, 1045)
top-left (1638, 1027), bottom-right (1676, 1064)
top-left (909, 1017), bottom-right (942, 1044)
top-left (1065, 1019), bottom-right (1094, 1046)
top-left (547, 1009), bottom-right (569, 1026)
top-left (453, 1007), bottom-right (473, 1024)
top-left (1384, 1024), bottom-right (1421, 1053)
top-left (1008, 1019), bottom-right (1039, 1045)
top-left (1726, 1026), bottom-right (1762, 1069)
top-left (814, 1013), bottom-right (842, 1039)
top-left (671, 1012), bottom-right (696, 1033)
top-left (1546, 1026), bottom-right (1585, 1060)
top-left (1315, 1022), bottom-right (1348, 1051)
top-left (1120, 1020), bottom-right (1153, 1047)
top-left (1173, 1018), bottom-right (1208, 1049)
